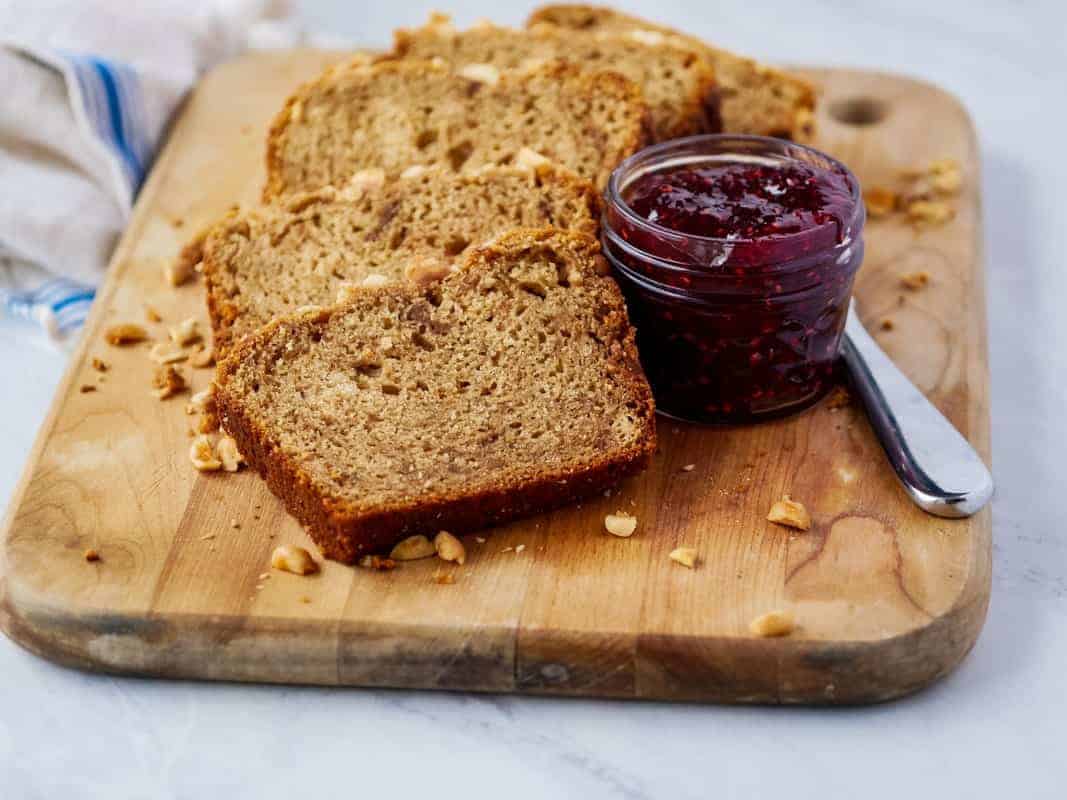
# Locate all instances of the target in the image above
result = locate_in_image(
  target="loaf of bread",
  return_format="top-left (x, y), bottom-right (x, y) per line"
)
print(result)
top-left (214, 228), bottom-right (657, 563)
top-left (264, 58), bottom-right (648, 198)
top-left (391, 14), bottom-right (717, 142)
top-left (527, 4), bottom-right (816, 140)
top-left (202, 163), bottom-right (600, 353)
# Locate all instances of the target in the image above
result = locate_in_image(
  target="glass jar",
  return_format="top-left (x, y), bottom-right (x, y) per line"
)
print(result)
top-left (602, 135), bottom-right (865, 425)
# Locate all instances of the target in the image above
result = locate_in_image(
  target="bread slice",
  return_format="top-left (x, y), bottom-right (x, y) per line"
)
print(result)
top-left (527, 4), bottom-right (816, 140)
top-left (202, 163), bottom-right (600, 353)
top-left (214, 228), bottom-right (657, 563)
top-left (264, 58), bottom-right (648, 199)
top-left (391, 14), bottom-right (717, 142)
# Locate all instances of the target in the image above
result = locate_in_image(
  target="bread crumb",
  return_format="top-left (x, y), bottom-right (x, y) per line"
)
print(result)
top-left (145, 305), bottom-right (163, 323)
top-left (669, 547), bottom-right (698, 568)
top-left (880, 318), bottom-right (895, 331)
top-left (230, 519), bottom-right (240, 529)
top-left (826, 386), bottom-right (850, 410)
top-left (358, 555), bottom-right (396, 570)
top-left (749, 610), bottom-right (795, 637)
top-left (84, 548), bottom-right (101, 562)
top-left (105, 323), bottom-right (148, 345)
top-left (91, 357), bottom-right (109, 372)
top-left (604, 512), bottom-right (638, 538)
top-left (515, 544), bottom-right (526, 553)
top-left (767, 496), bottom-right (812, 531)
top-left (900, 271), bottom-right (931, 290)
top-left (434, 573), bottom-right (456, 585)
top-left (681, 463), bottom-right (696, 472)
top-left (475, 536), bottom-right (486, 544)
top-left (271, 544), bottom-right (319, 575)
top-left (79, 384), bottom-right (97, 394)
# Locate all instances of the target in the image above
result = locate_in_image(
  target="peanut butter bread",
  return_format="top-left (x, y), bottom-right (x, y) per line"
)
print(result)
top-left (214, 228), bottom-right (657, 563)
top-left (527, 4), bottom-right (816, 140)
top-left (264, 58), bottom-right (648, 198)
top-left (391, 14), bottom-right (717, 142)
top-left (202, 163), bottom-right (599, 353)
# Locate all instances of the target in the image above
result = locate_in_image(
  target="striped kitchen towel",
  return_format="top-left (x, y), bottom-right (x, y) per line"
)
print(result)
top-left (0, 0), bottom-right (304, 342)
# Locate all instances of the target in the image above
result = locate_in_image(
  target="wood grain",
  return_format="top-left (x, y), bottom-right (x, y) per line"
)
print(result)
top-left (0, 54), bottom-right (991, 703)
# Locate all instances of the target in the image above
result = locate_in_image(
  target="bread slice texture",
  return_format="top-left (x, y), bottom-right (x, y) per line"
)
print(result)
top-left (391, 15), bottom-right (717, 142)
top-left (202, 163), bottom-right (600, 353)
top-left (527, 4), bottom-right (816, 140)
top-left (214, 228), bottom-right (657, 563)
top-left (264, 58), bottom-right (648, 199)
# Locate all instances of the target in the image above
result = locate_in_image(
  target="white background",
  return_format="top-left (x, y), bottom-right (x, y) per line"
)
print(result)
top-left (2, 1), bottom-right (1066, 797)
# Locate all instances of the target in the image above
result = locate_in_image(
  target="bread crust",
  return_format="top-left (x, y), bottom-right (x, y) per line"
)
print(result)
top-left (391, 16), bottom-right (718, 141)
top-left (527, 4), bottom-right (816, 139)
top-left (214, 228), bottom-right (657, 563)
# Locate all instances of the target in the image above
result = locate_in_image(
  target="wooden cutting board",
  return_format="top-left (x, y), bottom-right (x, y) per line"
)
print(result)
top-left (0, 52), bottom-right (991, 703)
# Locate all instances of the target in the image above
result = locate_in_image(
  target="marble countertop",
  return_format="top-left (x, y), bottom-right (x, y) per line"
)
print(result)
top-left (2, 1), bottom-right (1065, 797)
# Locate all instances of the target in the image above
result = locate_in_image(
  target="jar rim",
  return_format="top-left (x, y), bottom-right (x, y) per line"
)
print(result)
top-left (604, 133), bottom-right (865, 251)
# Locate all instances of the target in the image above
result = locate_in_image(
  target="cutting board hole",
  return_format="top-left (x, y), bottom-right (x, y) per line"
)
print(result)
top-left (829, 96), bottom-right (888, 126)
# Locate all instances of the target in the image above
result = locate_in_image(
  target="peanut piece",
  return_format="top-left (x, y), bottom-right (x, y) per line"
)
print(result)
top-left (457, 62), bottom-right (500, 85)
top-left (749, 610), bottom-right (795, 637)
top-left (360, 274), bottom-right (390, 289)
top-left (434, 531), bottom-right (466, 564)
top-left (189, 344), bottom-right (215, 368)
top-left (105, 324), bottom-right (148, 345)
top-left (169, 318), bottom-right (201, 347)
top-left (149, 342), bottom-right (188, 364)
top-left (669, 547), bottom-right (698, 568)
top-left (766, 496), bottom-right (812, 531)
top-left (403, 256), bottom-right (451, 287)
top-left (151, 365), bottom-right (187, 399)
top-left (271, 545), bottom-right (319, 576)
top-left (515, 147), bottom-right (551, 172)
top-left (190, 434), bottom-right (221, 471)
top-left (604, 512), bottom-right (638, 538)
top-left (389, 534), bottom-right (436, 561)
top-left (216, 435), bottom-right (244, 473)
top-left (358, 555), bottom-right (397, 570)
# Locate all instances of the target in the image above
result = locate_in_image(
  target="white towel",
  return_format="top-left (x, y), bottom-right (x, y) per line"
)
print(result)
top-left (0, 0), bottom-right (303, 340)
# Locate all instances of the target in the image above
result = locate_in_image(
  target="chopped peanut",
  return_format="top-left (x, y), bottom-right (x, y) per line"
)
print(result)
top-left (604, 512), bottom-right (638, 538)
top-left (169, 318), bottom-right (201, 347)
top-left (105, 324), bottom-right (148, 345)
top-left (216, 435), bottom-right (244, 472)
top-left (669, 547), bottom-right (698, 568)
top-left (91, 357), bottom-right (109, 372)
top-left (749, 610), bottom-right (796, 637)
top-left (434, 531), bottom-right (466, 565)
top-left (863, 186), bottom-right (898, 219)
top-left (271, 545), bottom-right (319, 576)
top-left (189, 435), bottom-right (222, 471)
top-left (390, 534), bottom-right (436, 561)
top-left (767, 496), bottom-right (812, 531)
top-left (189, 344), bottom-right (215, 368)
top-left (151, 365), bottom-right (187, 399)
top-left (148, 342), bottom-right (188, 364)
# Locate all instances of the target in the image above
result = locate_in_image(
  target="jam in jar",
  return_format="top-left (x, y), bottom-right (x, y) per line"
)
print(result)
top-left (602, 135), bottom-right (865, 424)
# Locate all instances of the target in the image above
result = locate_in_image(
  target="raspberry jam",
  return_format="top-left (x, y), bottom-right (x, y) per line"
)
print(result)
top-left (603, 135), bottom-right (864, 424)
